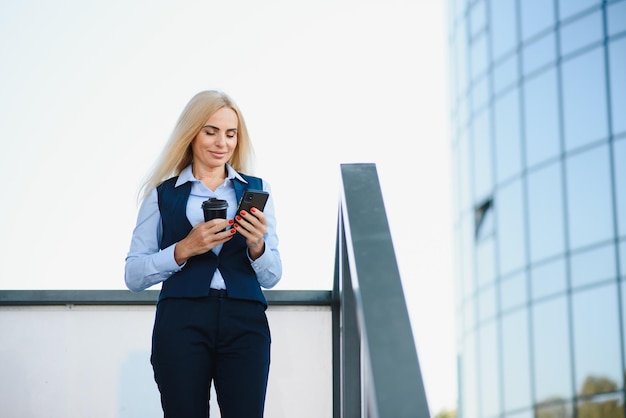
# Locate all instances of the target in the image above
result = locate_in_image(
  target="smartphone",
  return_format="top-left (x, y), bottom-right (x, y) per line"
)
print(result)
top-left (236, 190), bottom-right (269, 217)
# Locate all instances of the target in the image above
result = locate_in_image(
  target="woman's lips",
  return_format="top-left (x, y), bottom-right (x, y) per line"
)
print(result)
top-left (210, 151), bottom-right (226, 158)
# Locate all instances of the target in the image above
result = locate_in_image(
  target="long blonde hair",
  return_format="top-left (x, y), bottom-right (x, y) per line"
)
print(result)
top-left (139, 90), bottom-right (254, 201)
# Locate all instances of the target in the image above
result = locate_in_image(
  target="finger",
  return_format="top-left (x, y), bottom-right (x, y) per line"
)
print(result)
top-left (239, 208), bottom-right (266, 224)
top-left (233, 222), bottom-right (264, 248)
top-left (249, 207), bottom-right (266, 222)
top-left (247, 208), bottom-right (267, 228)
top-left (217, 228), bottom-right (237, 241)
top-left (235, 220), bottom-right (265, 242)
top-left (233, 218), bottom-right (252, 235)
top-left (191, 221), bottom-right (234, 250)
top-left (205, 218), bottom-right (232, 232)
top-left (233, 220), bottom-right (260, 240)
top-left (238, 210), bottom-right (266, 233)
top-left (235, 214), bottom-right (253, 230)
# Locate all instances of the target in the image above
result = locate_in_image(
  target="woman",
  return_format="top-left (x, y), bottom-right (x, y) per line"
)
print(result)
top-left (125, 90), bottom-right (282, 417)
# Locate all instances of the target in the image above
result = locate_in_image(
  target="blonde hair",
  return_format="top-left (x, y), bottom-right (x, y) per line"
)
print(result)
top-left (139, 90), bottom-right (254, 201)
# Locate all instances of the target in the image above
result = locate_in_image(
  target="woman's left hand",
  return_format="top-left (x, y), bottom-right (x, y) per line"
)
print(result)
top-left (233, 207), bottom-right (267, 260)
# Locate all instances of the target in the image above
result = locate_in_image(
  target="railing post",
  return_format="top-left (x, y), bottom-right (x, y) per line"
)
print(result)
top-left (334, 206), bottom-right (363, 418)
top-left (334, 163), bottom-right (430, 418)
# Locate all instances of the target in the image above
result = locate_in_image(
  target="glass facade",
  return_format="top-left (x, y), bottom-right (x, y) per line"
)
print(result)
top-left (447, 0), bottom-right (626, 417)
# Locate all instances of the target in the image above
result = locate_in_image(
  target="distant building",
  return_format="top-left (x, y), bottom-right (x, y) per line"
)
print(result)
top-left (446, 1), bottom-right (626, 417)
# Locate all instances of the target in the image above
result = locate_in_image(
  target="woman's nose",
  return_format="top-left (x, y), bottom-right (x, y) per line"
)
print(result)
top-left (215, 133), bottom-right (226, 145)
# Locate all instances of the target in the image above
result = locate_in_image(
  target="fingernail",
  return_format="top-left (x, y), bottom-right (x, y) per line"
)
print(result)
top-left (228, 219), bottom-right (234, 225)
top-left (250, 207), bottom-right (256, 213)
top-left (236, 216), bottom-right (242, 221)
top-left (233, 223), bottom-right (239, 228)
top-left (230, 229), bottom-right (236, 234)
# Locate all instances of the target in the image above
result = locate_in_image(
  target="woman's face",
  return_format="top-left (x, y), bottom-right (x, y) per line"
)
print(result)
top-left (191, 107), bottom-right (238, 170)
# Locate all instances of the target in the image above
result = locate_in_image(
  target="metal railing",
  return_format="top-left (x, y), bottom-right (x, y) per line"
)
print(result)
top-left (333, 163), bottom-right (430, 417)
top-left (0, 163), bottom-right (430, 418)
top-left (0, 289), bottom-right (331, 307)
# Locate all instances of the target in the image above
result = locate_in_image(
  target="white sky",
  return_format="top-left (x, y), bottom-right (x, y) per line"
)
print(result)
top-left (0, 0), bottom-right (456, 413)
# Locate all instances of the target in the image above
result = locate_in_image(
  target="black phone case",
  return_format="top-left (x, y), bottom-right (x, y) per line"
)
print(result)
top-left (236, 190), bottom-right (269, 215)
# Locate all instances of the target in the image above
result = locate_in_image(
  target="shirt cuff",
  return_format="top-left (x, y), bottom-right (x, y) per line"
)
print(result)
top-left (156, 244), bottom-right (185, 275)
top-left (249, 247), bottom-right (271, 272)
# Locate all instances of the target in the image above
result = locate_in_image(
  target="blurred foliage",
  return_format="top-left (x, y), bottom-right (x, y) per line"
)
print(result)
top-left (536, 402), bottom-right (570, 418)
top-left (534, 375), bottom-right (624, 418)
top-left (433, 408), bottom-right (457, 418)
top-left (579, 375), bottom-right (618, 396)
top-left (577, 375), bottom-right (623, 418)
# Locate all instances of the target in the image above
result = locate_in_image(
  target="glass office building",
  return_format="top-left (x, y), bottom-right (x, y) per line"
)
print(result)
top-left (447, 0), bottom-right (626, 417)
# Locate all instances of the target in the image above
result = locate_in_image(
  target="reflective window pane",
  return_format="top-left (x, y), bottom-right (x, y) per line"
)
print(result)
top-left (472, 110), bottom-right (493, 202)
top-left (562, 47), bottom-right (608, 151)
top-left (623, 283), bottom-right (626, 376)
top-left (520, 0), bottom-right (555, 41)
top-left (609, 38), bottom-right (626, 135)
top-left (494, 88), bottom-right (522, 183)
top-left (570, 244), bottom-right (616, 289)
top-left (472, 75), bottom-right (489, 111)
top-left (453, 234), bottom-right (463, 303)
top-left (621, 241), bottom-right (626, 279)
top-left (494, 54), bottom-right (518, 95)
top-left (476, 202), bottom-right (494, 241)
top-left (566, 145), bottom-right (614, 249)
top-left (456, 0), bottom-right (467, 20)
top-left (607, 0), bottom-right (626, 36)
top-left (572, 284), bottom-right (622, 394)
top-left (500, 271), bottom-right (527, 312)
top-left (460, 133), bottom-right (472, 211)
top-left (470, 0), bottom-right (486, 37)
top-left (558, 0), bottom-right (601, 22)
top-left (459, 95), bottom-right (470, 131)
top-left (524, 68), bottom-right (560, 168)
top-left (451, 144), bottom-right (460, 215)
top-left (456, 19), bottom-right (469, 96)
top-left (527, 162), bottom-right (566, 262)
top-left (463, 297), bottom-right (477, 336)
top-left (616, 139), bottom-right (626, 237)
top-left (477, 237), bottom-right (496, 287)
top-left (462, 214), bottom-right (476, 300)
top-left (533, 296), bottom-right (573, 402)
top-left (479, 321), bottom-right (500, 417)
top-left (450, 45), bottom-right (461, 106)
top-left (490, 0), bottom-right (517, 59)
top-left (532, 258), bottom-right (567, 301)
top-left (501, 309), bottom-right (532, 412)
top-left (478, 284), bottom-right (496, 322)
top-left (523, 33), bottom-right (556, 76)
top-left (560, 10), bottom-right (603, 56)
top-left (497, 179), bottom-right (526, 274)
top-left (462, 333), bottom-right (479, 418)
top-left (471, 34), bottom-right (489, 79)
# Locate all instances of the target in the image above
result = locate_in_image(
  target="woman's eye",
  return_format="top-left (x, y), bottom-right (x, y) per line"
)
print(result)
top-left (205, 130), bottom-right (216, 136)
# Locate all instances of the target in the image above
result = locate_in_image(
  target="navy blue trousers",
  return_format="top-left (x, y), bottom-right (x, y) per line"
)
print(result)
top-left (151, 291), bottom-right (271, 418)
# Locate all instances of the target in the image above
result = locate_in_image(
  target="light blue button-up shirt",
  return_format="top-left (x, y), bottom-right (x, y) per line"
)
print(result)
top-left (124, 164), bottom-right (282, 292)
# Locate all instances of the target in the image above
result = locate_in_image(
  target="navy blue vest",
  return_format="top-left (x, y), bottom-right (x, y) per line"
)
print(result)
top-left (156, 174), bottom-right (267, 306)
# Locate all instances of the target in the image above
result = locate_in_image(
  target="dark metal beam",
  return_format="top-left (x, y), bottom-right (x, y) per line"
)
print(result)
top-left (0, 289), bottom-right (332, 306)
top-left (339, 163), bottom-right (430, 418)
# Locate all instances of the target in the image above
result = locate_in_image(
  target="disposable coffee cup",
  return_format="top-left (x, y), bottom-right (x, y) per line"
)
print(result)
top-left (202, 198), bottom-right (229, 222)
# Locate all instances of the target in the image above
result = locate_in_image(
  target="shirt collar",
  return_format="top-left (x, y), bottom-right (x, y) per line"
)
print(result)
top-left (174, 164), bottom-right (247, 187)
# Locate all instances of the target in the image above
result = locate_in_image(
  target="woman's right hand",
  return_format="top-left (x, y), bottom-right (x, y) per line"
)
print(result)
top-left (173, 219), bottom-right (235, 265)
